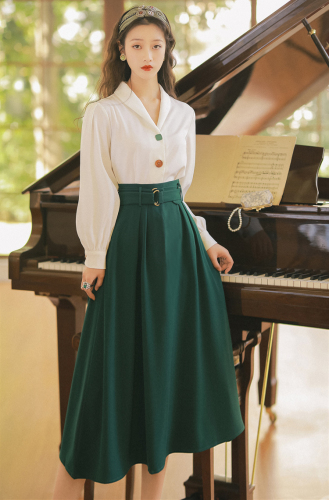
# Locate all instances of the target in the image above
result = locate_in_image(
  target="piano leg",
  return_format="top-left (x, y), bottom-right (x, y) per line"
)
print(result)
top-left (48, 296), bottom-right (97, 500)
top-left (258, 323), bottom-right (278, 423)
top-left (183, 329), bottom-right (261, 500)
top-left (49, 296), bottom-right (86, 436)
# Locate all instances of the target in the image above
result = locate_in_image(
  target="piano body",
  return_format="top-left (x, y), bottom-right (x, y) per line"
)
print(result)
top-left (8, 1), bottom-right (329, 499)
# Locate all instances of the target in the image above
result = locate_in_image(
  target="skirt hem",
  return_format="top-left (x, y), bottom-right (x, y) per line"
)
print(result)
top-left (59, 421), bottom-right (245, 485)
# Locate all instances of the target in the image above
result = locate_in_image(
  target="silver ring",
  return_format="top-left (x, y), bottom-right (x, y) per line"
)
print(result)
top-left (81, 281), bottom-right (93, 290)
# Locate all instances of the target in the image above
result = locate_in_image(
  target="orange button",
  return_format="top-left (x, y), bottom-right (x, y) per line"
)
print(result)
top-left (155, 160), bottom-right (163, 168)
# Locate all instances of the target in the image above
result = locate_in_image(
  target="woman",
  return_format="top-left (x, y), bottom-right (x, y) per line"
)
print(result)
top-left (52, 5), bottom-right (245, 500)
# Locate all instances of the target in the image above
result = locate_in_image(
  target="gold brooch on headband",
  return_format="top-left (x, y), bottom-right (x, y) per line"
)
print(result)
top-left (118, 5), bottom-right (170, 34)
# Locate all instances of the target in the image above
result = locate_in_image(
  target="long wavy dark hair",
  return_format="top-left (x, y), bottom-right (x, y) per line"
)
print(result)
top-left (76, 7), bottom-right (178, 127)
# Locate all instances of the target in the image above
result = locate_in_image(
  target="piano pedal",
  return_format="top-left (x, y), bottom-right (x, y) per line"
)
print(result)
top-left (265, 407), bottom-right (277, 424)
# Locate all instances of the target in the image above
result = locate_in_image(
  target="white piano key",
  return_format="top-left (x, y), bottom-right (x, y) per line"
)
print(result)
top-left (221, 273), bottom-right (239, 283)
top-left (320, 280), bottom-right (329, 290)
top-left (255, 275), bottom-right (266, 285)
top-left (66, 263), bottom-right (76, 271)
top-left (235, 276), bottom-right (245, 283)
top-left (299, 276), bottom-right (312, 287)
top-left (37, 260), bottom-right (85, 272)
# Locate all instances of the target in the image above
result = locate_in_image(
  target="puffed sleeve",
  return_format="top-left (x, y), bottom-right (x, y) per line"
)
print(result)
top-left (180, 108), bottom-right (218, 251)
top-left (76, 101), bottom-right (120, 269)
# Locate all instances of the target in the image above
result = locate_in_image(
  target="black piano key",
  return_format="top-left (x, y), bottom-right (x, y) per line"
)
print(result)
top-left (310, 273), bottom-right (324, 280)
top-left (227, 265), bottom-right (243, 274)
top-left (312, 273), bottom-right (329, 281)
top-left (226, 270), bottom-right (235, 274)
top-left (265, 270), bottom-right (277, 277)
top-left (50, 258), bottom-right (60, 262)
top-left (241, 268), bottom-right (257, 276)
top-left (271, 269), bottom-right (290, 277)
top-left (252, 270), bottom-right (266, 276)
top-left (284, 271), bottom-right (296, 278)
top-left (291, 271), bottom-right (307, 278)
top-left (271, 268), bottom-right (289, 277)
top-left (298, 272), bottom-right (315, 279)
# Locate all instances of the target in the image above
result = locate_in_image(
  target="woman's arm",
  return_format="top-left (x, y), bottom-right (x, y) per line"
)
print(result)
top-left (179, 108), bottom-right (218, 250)
top-left (180, 108), bottom-right (233, 273)
top-left (76, 101), bottom-right (120, 270)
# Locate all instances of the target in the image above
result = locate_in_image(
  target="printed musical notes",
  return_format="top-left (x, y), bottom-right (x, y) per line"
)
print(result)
top-left (225, 138), bottom-right (296, 204)
top-left (185, 135), bottom-right (296, 206)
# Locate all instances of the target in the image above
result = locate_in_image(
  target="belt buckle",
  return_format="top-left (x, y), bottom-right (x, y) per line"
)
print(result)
top-left (152, 187), bottom-right (160, 206)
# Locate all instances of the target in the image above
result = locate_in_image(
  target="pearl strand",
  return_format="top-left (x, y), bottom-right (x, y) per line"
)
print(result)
top-left (227, 207), bottom-right (242, 232)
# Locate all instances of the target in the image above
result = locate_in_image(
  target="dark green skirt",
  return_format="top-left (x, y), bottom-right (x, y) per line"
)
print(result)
top-left (59, 179), bottom-right (245, 483)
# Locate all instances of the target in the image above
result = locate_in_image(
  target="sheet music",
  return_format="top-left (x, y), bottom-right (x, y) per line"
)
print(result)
top-left (224, 136), bottom-right (296, 204)
top-left (185, 135), bottom-right (296, 206)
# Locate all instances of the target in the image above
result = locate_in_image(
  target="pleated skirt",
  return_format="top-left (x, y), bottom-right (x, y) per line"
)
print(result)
top-left (59, 179), bottom-right (245, 484)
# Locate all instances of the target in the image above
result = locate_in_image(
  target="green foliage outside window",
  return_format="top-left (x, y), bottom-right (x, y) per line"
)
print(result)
top-left (0, 0), bottom-right (328, 227)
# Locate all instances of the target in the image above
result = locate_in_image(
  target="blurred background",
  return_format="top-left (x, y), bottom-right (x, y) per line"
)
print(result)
top-left (0, 0), bottom-right (328, 257)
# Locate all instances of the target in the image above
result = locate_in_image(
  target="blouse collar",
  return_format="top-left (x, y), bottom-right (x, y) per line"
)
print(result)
top-left (113, 80), bottom-right (171, 131)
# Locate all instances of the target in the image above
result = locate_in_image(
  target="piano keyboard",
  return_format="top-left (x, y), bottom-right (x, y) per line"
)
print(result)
top-left (220, 268), bottom-right (329, 290)
top-left (38, 260), bottom-right (329, 290)
top-left (38, 258), bottom-right (85, 272)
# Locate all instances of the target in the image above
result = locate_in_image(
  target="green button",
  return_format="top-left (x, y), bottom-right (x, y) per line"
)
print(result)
top-left (155, 134), bottom-right (162, 141)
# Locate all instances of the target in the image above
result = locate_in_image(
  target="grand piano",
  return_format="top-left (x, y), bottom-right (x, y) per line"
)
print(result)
top-left (8, 1), bottom-right (329, 499)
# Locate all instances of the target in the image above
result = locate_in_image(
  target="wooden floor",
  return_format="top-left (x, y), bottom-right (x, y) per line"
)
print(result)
top-left (1, 257), bottom-right (328, 500)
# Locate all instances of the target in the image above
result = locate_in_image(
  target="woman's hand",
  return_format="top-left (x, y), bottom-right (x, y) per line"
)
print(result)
top-left (81, 266), bottom-right (105, 301)
top-left (206, 243), bottom-right (234, 274)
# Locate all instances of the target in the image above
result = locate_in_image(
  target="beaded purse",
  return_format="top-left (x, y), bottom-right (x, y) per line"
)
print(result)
top-left (227, 190), bottom-right (273, 232)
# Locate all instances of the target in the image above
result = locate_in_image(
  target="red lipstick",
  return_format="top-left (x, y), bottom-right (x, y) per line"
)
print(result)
top-left (141, 65), bottom-right (153, 70)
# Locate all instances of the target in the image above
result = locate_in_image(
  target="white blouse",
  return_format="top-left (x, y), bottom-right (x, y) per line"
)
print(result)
top-left (77, 80), bottom-right (218, 269)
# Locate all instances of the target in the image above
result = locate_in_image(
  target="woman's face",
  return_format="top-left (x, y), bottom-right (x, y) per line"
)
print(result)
top-left (123, 23), bottom-right (166, 80)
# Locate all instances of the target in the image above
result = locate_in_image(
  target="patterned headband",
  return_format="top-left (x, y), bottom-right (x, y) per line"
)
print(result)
top-left (118, 5), bottom-right (170, 35)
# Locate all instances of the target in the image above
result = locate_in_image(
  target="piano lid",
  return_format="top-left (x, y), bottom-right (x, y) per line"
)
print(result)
top-left (176, 0), bottom-right (329, 135)
top-left (22, 0), bottom-right (329, 195)
top-left (22, 150), bottom-right (80, 195)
